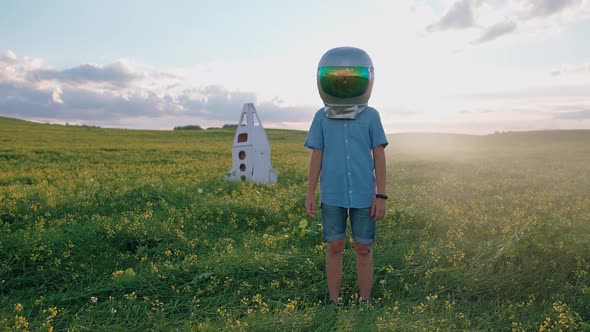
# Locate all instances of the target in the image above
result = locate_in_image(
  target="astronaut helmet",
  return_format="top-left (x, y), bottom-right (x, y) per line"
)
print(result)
top-left (317, 46), bottom-right (374, 119)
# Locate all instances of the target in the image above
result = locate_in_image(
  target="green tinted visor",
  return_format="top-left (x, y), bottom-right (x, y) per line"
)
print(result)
top-left (318, 66), bottom-right (370, 99)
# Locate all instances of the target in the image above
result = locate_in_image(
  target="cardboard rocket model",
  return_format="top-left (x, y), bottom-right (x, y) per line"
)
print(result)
top-left (226, 103), bottom-right (277, 184)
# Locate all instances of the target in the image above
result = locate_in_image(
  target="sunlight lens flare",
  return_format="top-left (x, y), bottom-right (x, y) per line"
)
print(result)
top-left (318, 66), bottom-right (370, 98)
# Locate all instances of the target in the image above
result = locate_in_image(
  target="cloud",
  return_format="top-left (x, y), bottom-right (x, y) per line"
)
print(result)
top-left (28, 61), bottom-right (144, 87)
top-left (472, 19), bottom-right (518, 44)
top-left (460, 108), bottom-right (495, 114)
top-left (427, 0), bottom-right (480, 31)
top-left (550, 63), bottom-right (590, 76)
top-left (0, 49), bottom-right (312, 128)
top-left (459, 83), bottom-right (590, 102)
top-left (177, 85), bottom-right (257, 119)
top-left (0, 80), bottom-right (168, 121)
top-left (256, 100), bottom-right (316, 123)
top-left (555, 109), bottom-right (590, 120)
top-left (176, 86), bottom-right (315, 123)
top-left (519, 0), bottom-right (579, 19)
top-left (427, 0), bottom-right (590, 44)
top-left (0, 81), bottom-right (80, 122)
top-left (0, 50), bottom-right (17, 63)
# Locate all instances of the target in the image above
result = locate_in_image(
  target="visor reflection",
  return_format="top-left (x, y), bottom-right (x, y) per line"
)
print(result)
top-left (319, 66), bottom-right (370, 98)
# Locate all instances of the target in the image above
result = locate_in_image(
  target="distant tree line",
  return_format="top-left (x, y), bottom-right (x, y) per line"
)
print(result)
top-left (173, 125), bottom-right (203, 131)
top-left (60, 122), bottom-right (101, 128)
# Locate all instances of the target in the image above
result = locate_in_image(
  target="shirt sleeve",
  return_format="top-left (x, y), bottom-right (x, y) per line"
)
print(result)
top-left (304, 110), bottom-right (324, 150)
top-left (370, 111), bottom-right (388, 149)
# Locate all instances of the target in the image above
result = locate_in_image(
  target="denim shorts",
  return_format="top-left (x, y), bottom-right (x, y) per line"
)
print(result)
top-left (320, 203), bottom-right (376, 244)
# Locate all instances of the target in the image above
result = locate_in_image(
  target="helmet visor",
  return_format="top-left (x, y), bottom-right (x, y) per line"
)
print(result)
top-left (318, 66), bottom-right (370, 99)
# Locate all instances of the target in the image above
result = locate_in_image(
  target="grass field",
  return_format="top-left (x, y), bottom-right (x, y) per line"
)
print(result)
top-left (1, 116), bottom-right (589, 331)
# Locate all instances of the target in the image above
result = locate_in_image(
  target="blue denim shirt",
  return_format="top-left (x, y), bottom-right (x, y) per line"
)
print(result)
top-left (304, 106), bottom-right (388, 208)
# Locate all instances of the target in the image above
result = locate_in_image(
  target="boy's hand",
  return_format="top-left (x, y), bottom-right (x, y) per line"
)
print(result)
top-left (371, 198), bottom-right (386, 221)
top-left (305, 196), bottom-right (316, 218)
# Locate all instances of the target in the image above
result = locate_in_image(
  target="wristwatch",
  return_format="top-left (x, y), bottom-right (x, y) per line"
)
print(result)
top-left (376, 194), bottom-right (388, 200)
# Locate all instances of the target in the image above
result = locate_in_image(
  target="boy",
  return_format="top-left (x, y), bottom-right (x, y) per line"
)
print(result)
top-left (305, 47), bottom-right (388, 304)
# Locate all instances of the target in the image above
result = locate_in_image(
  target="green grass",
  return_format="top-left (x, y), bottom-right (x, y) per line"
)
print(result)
top-left (1, 116), bottom-right (589, 331)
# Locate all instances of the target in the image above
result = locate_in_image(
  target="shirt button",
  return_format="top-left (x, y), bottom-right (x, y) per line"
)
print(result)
top-left (346, 156), bottom-right (350, 159)
top-left (349, 190), bottom-right (352, 193)
top-left (344, 124), bottom-right (348, 127)
top-left (348, 172), bottom-right (351, 176)
top-left (345, 139), bottom-right (348, 143)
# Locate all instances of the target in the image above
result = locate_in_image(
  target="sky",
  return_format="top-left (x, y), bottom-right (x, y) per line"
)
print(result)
top-left (1, 0), bottom-right (590, 134)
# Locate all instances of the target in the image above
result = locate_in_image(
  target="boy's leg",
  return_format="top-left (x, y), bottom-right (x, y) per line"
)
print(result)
top-left (353, 241), bottom-right (373, 301)
top-left (326, 239), bottom-right (346, 301)
top-left (321, 204), bottom-right (348, 301)
top-left (350, 207), bottom-right (376, 302)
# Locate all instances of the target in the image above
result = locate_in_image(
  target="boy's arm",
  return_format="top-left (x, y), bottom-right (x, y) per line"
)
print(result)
top-left (371, 145), bottom-right (387, 221)
top-left (306, 148), bottom-right (323, 218)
